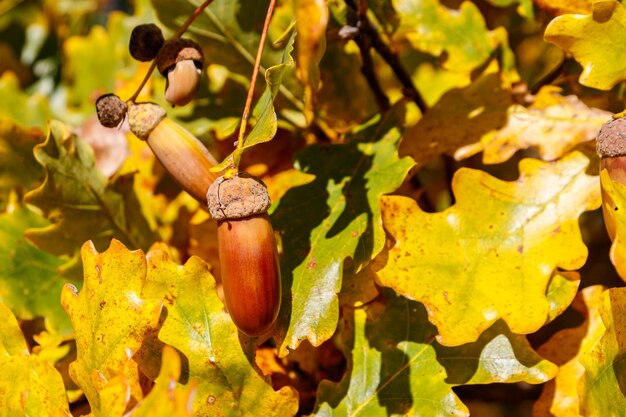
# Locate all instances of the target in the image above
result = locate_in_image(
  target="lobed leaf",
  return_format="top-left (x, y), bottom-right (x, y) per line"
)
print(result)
top-left (0, 303), bottom-right (71, 416)
top-left (213, 31), bottom-right (295, 172)
top-left (599, 169), bottom-right (626, 282)
top-left (455, 86), bottom-right (612, 164)
top-left (374, 152), bottom-right (600, 346)
top-left (62, 240), bottom-right (164, 413)
top-left (271, 104), bottom-right (414, 356)
top-left (0, 203), bottom-right (75, 335)
top-left (314, 292), bottom-right (557, 416)
top-left (544, 0), bottom-right (626, 90)
top-left (534, 285), bottom-right (606, 417)
top-left (0, 120), bottom-right (45, 210)
top-left (143, 244), bottom-right (299, 417)
top-left (393, 0), bottom-right (500, 72)
top-left (131, 346), bottom-right (195, 417)
top-left (24, 120), bottom-right (159, 258)
top-left (579, 287), bottom-right (626, 415)
top-left (399, 71), bottom-right (513, 168)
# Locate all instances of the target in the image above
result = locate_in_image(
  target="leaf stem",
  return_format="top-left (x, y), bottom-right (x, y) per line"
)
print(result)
top-left (226, 0), bottom-right (277, 178)
top-left (127, 0), bottom-right (216, 103)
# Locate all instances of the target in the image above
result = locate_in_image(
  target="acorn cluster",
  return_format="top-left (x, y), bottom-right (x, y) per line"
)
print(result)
top-left (95, 23), bottom-right (205, 128)
top-left (94, 22), bottom-right (282, 338)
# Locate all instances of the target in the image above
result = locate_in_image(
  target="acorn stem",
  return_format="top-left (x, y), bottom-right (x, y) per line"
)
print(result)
top-left (227, 0), bottom-right (277, 179)
top-left (127, 0), bottom-right (215, 103)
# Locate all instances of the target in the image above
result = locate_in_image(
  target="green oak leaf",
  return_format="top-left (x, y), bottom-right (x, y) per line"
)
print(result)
top-left (0, 203), bottom-right (76, 335)
top-left (0, 120), bottom-right (45, 211)
top-left (213, 31), bottom-right (295, 171)
top-left (544, 0), bottom-right (626, 90)
top-left (0, 73), bottom-right (52, 129)
top-left (142, 244), bottom-right (299, 416)
top-left (314, 292), bottom-right (557, 416)
top-left (393, 0), bottom-right (499, 72)
top-left (24, 120), bottom-right (159, 257)
top-left (271, 104), bottom-right (415, 356)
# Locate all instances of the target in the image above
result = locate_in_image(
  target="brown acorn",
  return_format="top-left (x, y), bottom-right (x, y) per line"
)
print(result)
top-left (96, 94), bottom-right (127, 128)
top-left (207, 173), bottom-right (281, 336)
top-left (127, 102), bottom-right (219, 204)
top-left (155, 38), bottom-right (204, 107)
top-left (597, 116), bottom-right (626, 239)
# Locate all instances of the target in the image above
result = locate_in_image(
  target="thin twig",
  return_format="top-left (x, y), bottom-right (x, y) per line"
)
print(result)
top-left (353, 0), bottom-right (390, 111)
top-left (345, 0), bottom-right (428, 114)
top-left (127, 0), bottom-right (215, 103)
top-left (227, 0), bottom-right (277, 177)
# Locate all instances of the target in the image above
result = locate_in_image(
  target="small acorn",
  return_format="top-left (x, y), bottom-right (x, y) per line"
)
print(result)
top-left (597, 116), bottom-right (626, 239)
top-left (155, 38), bottom-right (204, 107)
top-left (95, 94), bottom-right (127, 128)
top-left (129, 23), bottom-right (165, 62)
top-left (207, 173), bottom-right (281, 336)
top-left (127, 102), bottom-right (219, 204)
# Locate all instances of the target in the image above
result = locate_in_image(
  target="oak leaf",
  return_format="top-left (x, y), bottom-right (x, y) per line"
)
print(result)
top-left (544, 0), bottom-right (626, 90)
top-left (374, 152), bottom-right (600, 346)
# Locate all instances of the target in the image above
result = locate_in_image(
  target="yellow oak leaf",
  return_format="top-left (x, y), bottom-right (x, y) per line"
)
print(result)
top-left (455, 86), bottom-right (612, 164)
top-left (599, 169), bottom-right (626, 282)
top-left (0, 303), bottom-right (71, 416)
top-left (544, 0), bottom-right (626, 90)
top-left (62, 240), bottom-right (163, 414)
top-left (373, 152), bottom-right (600, 346)
top-left (579, 287), bottom-right (626, 415)
top-left (131, 346), bottom-right (195, 417)
top-left (533, 285), bottom-right (606, 417)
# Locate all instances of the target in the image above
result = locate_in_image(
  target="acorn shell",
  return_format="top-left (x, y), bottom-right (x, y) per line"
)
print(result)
top-left (156, 38), bottom-right (204, 75)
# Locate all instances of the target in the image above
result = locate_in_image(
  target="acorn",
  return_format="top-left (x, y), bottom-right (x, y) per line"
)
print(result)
top-left (95, 94), bottom-right (127, 128)
top-left (129, 23), bottom-right (165, 62)
top-left (127, 102), bottom-right (219, 204)
top-left (155, 38), bottom-right (204, 107)
top-left (597, 116), bottom-right (626, 239)
top-left (207, 173), bottom-right (281, 336)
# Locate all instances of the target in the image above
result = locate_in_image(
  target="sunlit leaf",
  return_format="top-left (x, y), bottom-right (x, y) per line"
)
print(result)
top-left (0, 303), bottom-right (71, 416)
top-left (399, 71), bottom-right (513, 167)
top-left (131, 346), bottom-right (195, 417)
top-left (579, 287), bottom-right (626, 415)
top-left (0, 203), bottom-right (75, 335)
top-left (534, 285), bottom-right (606, 417)
top-left (393, 0), bottom-right (500, 72)
top-left (143, 244), bottom-right (299, 416)
top-left (315, 291), bottom-right (556, 416)
top-left (544, 0), bottom-right (626, 90)
top-left (271, 104), bottom-right (414, 356)
top-left (0, 72), bottom-right (51, 129)
top-left (24, 120), bottom-right (159, 257)
top-left (314, 301), bottom-right (469, 417)
top-left (295, 0), bottom-right (328, 123)
top-left (61, 239), bottom-right (163, 413)
top-left (374, 152), bottom-right (600, 346)
top-left (599, 169), bottom-right (626, 282)
top-left (455, 86), bottom-right (612, 164)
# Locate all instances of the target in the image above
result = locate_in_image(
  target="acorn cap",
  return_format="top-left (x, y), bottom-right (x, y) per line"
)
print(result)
top-left (207, 173), bottom-right (271, 220)
top-left (127, 102), bottom-right (166, 140)
top-left (129, 23), bottom-right (164, 62)
top-left (96, 94), bottom-right (127, 128)
top-left (156, 38), bottom-right (204, 75)
top-left (597, 116), bottom-right (626, 158)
